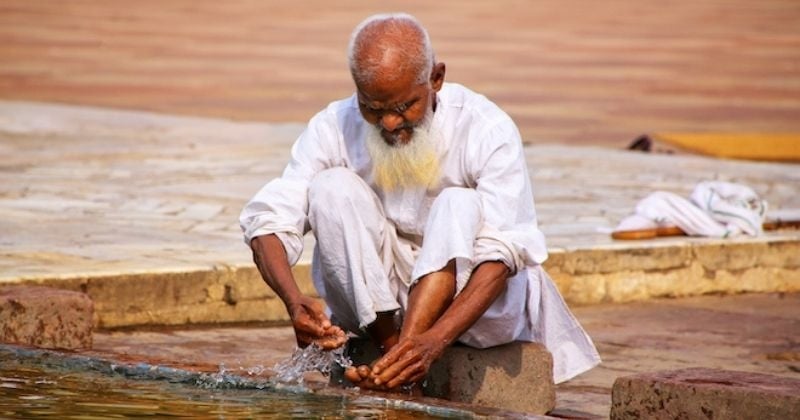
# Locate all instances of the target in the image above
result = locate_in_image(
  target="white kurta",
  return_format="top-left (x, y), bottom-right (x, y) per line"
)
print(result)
top-left (240, 82), bottom-right (600, 383)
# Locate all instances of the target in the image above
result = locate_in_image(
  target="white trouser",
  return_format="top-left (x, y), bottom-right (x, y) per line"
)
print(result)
top-left (307, 168), bottom-right (602, 382)
top-left (307, 167), bottom-right (526, 346)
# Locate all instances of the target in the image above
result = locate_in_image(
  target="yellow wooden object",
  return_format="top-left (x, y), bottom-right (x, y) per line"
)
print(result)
top-left (653, 133), bottom-right (800, 162)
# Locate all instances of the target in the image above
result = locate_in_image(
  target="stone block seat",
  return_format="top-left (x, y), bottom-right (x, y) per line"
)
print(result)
top-left (333, 338), bottom-right (555, 414)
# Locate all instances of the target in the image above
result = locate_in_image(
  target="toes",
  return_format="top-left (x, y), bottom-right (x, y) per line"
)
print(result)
top-left (344, 364), bottom-right (371, 384)
top-left (357, 365), bottom-right (370, 378)
top-left (344, 367), bottom-right (362, 383)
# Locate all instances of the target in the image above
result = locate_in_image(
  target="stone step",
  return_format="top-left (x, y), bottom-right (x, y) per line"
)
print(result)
top-left (13, 232), bottom-right (799, 330)
top-left (332, 338), bottom-right (555, 415)
top-left (0, 286), bottom-right (94, 350)
top-left (610, 368), bottom-right (800, 420)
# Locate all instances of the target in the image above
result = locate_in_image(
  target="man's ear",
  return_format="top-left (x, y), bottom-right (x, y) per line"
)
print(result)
top-left (430, 62), bottom-right (446, 92)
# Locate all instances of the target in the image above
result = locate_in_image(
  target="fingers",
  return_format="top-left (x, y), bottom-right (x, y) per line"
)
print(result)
top-left (296, 326), bottom-right (347, 350)
top-left (314, 331), bottom-right (348, 350)
top-left (293, 304), bottom-right (336, 338)
top-left (344, 364), bottom-right (388, 390)
top-left (374, 348), bottom-right (419, 386)
top-left (385, 361), bottom-right (425, 389)
top-left (371, 342), bottom-right (407, 375)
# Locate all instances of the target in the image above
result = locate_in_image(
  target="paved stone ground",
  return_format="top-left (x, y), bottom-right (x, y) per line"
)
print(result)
top-left (80, 292), bottom-right (800, 418)
top-left (1, 0), bottom-right (799, 147)
top-left (1, 101), bottom-right (798, 283)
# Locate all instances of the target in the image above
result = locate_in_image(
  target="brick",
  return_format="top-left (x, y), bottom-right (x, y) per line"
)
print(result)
top-left (0, 286), bottom-right (93, 350)
top-left (611, 368), bottom-right (800, 420)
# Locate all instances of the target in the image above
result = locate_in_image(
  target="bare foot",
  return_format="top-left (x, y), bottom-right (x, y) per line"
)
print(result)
top-left (343, 364), bottom-right (388, 390)
top-left (343, 364), bottom-right (423, 395)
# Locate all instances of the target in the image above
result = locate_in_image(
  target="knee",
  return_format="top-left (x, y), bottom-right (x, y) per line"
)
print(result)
top-left (431, 187), bottom-right (481, 216)
top-left (309, 167), bottom-right (370, 211)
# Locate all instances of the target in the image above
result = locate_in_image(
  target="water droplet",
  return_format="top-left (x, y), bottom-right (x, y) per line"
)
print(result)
top-left (270, 344), bottom-right (352, 385)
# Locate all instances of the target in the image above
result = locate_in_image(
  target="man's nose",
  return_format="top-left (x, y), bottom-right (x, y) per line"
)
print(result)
top-left (379, 113), bottom-right (403, 132)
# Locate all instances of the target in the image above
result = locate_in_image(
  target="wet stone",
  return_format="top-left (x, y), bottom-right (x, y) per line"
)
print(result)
top-left (426, 342), bottom-right (555, 414)
top-left (0, 286), bottom-right (93, 350)
top-left (333, 338), bottom-right (555, 415)
top-left (611, 368), bottom-right (800, 420)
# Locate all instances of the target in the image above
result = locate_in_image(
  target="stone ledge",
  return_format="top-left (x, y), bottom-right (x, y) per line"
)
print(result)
top-left (1, 236), bottom-right (798, 328)
top-left (610, 368), bottom-right (800, 420)
top-left (546, 236), bottom-right (800, 304)
top-left (0, 286), bottom-right (93, 350)
top-left (333, 338), bottom-right (555, 415)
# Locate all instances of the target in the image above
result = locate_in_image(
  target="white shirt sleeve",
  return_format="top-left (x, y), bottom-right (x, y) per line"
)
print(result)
top-left (468, 117), bottom-right (548, 272)
top-left (239, 110), bottom-right (340, 265)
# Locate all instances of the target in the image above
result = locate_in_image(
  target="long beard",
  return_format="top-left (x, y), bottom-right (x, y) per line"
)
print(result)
top-left (365, 114), bottom-right (440, 192)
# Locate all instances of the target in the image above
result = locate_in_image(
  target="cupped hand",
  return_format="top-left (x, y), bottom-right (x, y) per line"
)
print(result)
top-left (287, 295), bottom-right (347, 350)
top-left (370, 332), bottom-right (447, 389)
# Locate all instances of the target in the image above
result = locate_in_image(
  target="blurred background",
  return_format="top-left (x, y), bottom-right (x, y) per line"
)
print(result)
top-left (1, 0), bottom-right (799, 147)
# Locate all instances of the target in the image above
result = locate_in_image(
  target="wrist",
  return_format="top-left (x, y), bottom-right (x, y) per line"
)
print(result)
top-left (423, 325), bottom-right (455, 352)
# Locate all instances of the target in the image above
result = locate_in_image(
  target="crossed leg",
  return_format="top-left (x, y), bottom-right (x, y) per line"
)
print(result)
top-left (344, 259), bottom-right (456, 391)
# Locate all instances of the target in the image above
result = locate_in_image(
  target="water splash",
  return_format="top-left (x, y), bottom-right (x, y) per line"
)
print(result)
top-left (271, 344), bottom-right (352, 385)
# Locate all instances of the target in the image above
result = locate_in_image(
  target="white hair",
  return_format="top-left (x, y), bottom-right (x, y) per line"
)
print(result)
top-left (347, 13), bottom-right (435, 87)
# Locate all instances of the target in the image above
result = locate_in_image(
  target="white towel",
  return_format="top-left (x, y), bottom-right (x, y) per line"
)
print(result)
top-left (616, 181), bottom-right (767, 238)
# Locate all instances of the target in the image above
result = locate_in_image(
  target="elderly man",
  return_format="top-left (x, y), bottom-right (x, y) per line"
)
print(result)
top-left (240, 13), bottom-right (600, 390)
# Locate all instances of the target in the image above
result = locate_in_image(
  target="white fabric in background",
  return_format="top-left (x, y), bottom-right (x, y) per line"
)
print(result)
top-left (690, 181), bottom-right (767, 236)
top-left (617, 181), bottom-right (767, 237)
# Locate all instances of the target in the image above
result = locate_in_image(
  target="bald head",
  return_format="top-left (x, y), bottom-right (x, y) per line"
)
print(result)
top-left (348, 13), bottom-right (435, 88)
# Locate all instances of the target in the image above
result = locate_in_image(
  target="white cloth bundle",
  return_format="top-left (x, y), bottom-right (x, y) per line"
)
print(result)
top-left (616, 181), bottom-right (767, 237)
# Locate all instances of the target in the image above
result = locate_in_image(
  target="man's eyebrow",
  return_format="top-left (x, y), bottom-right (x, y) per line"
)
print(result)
top-left (357, 96), bottom-right (419, 112)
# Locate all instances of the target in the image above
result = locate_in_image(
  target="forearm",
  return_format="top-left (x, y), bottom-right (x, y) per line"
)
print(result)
top-left (250, 234), bottom-right (303, 307)
top-left (368, 260), bottom-right (511, 388)
top-left (425, 260), bottom-right (510, 346)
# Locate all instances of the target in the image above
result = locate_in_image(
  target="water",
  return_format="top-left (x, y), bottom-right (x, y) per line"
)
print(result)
top-left (271, 344), bottom-right (352, 384)
top-left (0, 347), bottom-right (478, 419)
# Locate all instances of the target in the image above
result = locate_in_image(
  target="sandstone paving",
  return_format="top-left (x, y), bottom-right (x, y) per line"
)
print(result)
top-left (1, 101), bottom-right (799, 330)
top-left (1, 100), bottom-right (798, 286)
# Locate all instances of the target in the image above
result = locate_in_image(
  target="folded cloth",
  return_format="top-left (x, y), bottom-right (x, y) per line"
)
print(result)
top-left (615, 181), bottom-right (767, 238)
top-left (689, 181), bottom-right (767, 236)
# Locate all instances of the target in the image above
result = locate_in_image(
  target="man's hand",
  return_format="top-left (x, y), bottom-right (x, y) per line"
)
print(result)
top-left (287, 295), bottom-right (347, 350)
top-left (369, 331), bottom-right (446, 389)
top-left (250, 234), bottom-right (347, 351)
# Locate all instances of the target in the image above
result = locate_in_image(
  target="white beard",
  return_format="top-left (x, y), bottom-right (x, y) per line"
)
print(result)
top-left (365, 111), bottom-right (440, 191)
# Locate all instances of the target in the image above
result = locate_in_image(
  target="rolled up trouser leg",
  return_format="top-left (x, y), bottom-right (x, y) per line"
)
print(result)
top-left (308, 167), bottom-right (404, 332)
